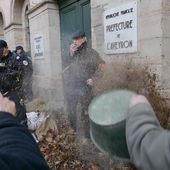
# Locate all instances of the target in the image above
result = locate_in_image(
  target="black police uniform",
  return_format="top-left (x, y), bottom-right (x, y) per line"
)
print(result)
top-left (0, 50), bottom-right (27, 126)
top-left (14, 51), bottom-right (33, 101)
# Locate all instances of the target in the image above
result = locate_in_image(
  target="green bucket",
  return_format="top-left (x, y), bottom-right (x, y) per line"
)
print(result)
top-left (88, 90), bottom-right (136, 161)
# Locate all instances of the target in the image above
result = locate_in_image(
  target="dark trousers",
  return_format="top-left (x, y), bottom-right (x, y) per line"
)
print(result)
top-left (67, 87), bottom-right (92, 138)
top-left (19, 78), bottom-right (33, 102)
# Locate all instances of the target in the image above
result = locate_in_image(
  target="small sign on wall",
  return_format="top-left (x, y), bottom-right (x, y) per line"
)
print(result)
top-left (104, 0), bottom-right (137, 54)
top-left (34, 33), bottom-right (44, 58)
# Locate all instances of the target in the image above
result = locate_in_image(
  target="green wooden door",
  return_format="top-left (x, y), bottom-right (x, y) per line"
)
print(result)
top-left (59, 0), bottom-right (91, 67)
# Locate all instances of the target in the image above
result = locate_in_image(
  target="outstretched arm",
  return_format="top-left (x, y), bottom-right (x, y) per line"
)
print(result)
top-left (126, 95), bottom-right (170, 170)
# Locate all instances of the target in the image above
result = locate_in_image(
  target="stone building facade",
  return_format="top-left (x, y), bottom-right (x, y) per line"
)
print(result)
top-left (0, 0), bottom-right (170, 110)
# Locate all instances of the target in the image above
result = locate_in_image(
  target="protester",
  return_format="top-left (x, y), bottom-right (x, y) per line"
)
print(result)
top-left (0, 93), bottom-right (50, 170)
top-left (126, 95), bottom-right (170, 170)
top-left (15, 45), bottom-right (33, 101)
top-left (0, 40), bottom-right (27, 126)
top-left (64, 30), bottom-right (105, 137)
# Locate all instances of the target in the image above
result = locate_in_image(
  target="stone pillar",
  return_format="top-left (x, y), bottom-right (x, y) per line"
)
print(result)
top-left (28, 1), bottom-right (64, 110)
top-left (162, 0), bottom-right (170, 101)
top-left (4, 23), bottom-right (23, 50)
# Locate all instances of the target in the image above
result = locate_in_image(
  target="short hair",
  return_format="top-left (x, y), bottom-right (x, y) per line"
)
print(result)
top-left (0, 40), bottom-right (7, 49)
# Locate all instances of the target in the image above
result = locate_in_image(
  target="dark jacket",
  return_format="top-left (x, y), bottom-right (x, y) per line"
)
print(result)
top-left (14, 51), bottom-right (33, 100)
top-left (15, 50), bottom-right (33, 78)
top-left (0, 51), bottom-right (23, 93)
top-left (126, 103), bottom-right (170, 170)
top-left (66, 42), bottom-right (105, 95)
top-left (0, 112), bottom-right (50, 170)
top-left (0, 51), bottom-right (27, 125)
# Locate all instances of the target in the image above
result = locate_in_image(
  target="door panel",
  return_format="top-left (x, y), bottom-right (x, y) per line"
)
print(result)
top-left (59, 0), bottom-right (91, 67)
top-left (80, 0), bottom-right (91, 41)
top-left (60, 5), bottom-right (78, 67)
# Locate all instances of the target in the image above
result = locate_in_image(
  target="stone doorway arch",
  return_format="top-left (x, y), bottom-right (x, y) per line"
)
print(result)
top-left (10, 0), bottom-right (30, 51)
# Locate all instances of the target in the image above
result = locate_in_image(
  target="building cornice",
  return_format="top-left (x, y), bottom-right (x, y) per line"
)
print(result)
top-left (27, 0), bottom-right (56, 15)
top-left (4, 22), bottom-right (22, 31)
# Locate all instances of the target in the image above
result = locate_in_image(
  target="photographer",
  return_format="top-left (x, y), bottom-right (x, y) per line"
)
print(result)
top-left (0, 40), bottom-right (27, 126)
top-left (0, 93), bottom-right (50, 170)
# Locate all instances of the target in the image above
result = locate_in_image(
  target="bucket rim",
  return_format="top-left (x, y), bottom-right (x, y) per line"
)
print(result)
top-left (88, 89), bottom-right (136, 126)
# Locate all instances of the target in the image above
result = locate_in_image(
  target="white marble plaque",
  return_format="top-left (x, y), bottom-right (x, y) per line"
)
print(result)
top-left (104, 1), bottom-right (137, 54)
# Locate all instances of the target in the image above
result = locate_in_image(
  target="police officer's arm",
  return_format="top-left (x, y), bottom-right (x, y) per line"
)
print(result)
top-left (126, 95), bottom-right (170, 170)
top-left (0, 93), bottom-right (50, 170)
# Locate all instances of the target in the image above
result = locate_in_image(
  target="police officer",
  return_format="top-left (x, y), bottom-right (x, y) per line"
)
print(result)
top-left (0, 40), bottom-right (27, 126)
top-left (15, 45), bottom-right (33, 101)
top-left (65, 31), bottom-right (105, 137)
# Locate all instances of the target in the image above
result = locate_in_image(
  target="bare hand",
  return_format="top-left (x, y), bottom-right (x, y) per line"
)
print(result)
top-left (87, 78), bottom-right (94, 86)
top-left (69, 43), bottom-right (77, 56)
top-left (129, 95), bottom-right (150, 108)
top-left (0, 93), bottom-right (16, 117)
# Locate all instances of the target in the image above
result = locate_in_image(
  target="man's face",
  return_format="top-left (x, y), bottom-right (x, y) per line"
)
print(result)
top-left (73, 37), bottom-right (85, 48)
top-left (0, 48), bottom-right (5, 59)
top-left (0, 47), bottom-right (9, 58)
top-left (16, 49), bottom-right (22, 55)
top-left (0, 48), bottom-right (3, 59)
